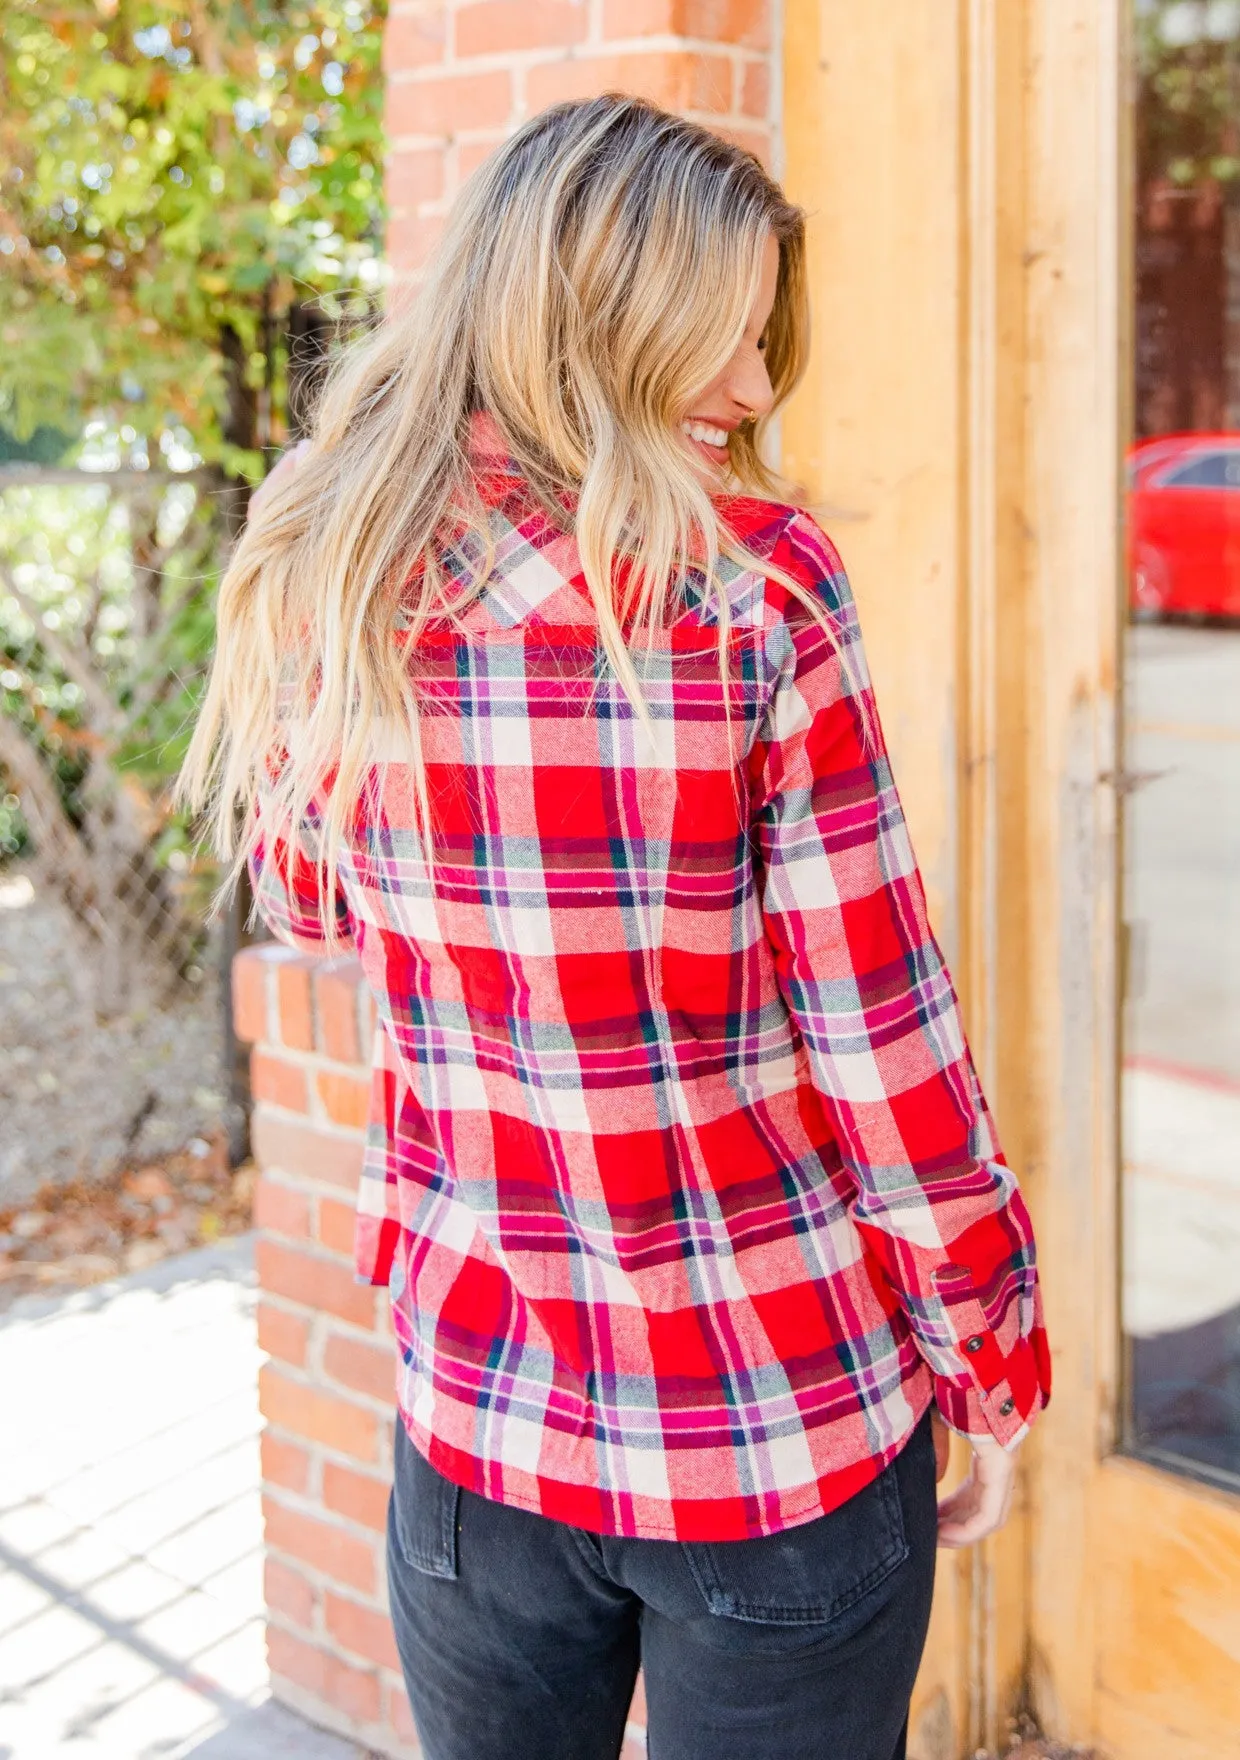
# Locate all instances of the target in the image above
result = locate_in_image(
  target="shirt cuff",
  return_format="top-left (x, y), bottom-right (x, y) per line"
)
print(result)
top-left (932, 1368), bottom-right (1044, 1450)
top-left (928, 1260), bottom-right (1052, 1449)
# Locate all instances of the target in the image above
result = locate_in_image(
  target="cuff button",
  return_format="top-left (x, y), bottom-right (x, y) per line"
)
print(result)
top-left (965, 1336), bottom-right (984, 1354)
top-left (998, 1397), bottom-right (1015, 1417)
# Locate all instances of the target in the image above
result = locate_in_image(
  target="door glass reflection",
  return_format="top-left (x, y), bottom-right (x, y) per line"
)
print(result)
top-left (1124, 0), bottom-right (1240, 1482)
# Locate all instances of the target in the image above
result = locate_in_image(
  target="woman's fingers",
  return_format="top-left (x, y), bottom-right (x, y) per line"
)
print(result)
top-left (936, 1442), bottom-right (1017, 1548)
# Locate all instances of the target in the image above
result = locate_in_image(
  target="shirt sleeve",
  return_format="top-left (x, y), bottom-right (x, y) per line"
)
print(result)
top-left (246, 747), bottom-right (356, 956)
top-left (750, 511), bottom-right (1051, 1449)
top-left (354, 1021), bottom-right (409, 1288)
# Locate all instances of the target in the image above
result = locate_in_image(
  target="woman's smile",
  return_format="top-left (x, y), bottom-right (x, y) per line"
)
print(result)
top-left (680, 416), bottom-right (735, 469)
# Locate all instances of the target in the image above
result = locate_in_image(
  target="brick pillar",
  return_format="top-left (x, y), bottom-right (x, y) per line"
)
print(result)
top-left (383, 0), bottom-right (777, 284)
top-left (234, 945), bottom-right (423, 1755)
top-left (237, 944), bottom-right (650, 1755)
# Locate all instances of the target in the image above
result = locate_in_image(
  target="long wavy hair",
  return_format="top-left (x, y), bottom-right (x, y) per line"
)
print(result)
top-left (178, 93), bottom-right (828, 947)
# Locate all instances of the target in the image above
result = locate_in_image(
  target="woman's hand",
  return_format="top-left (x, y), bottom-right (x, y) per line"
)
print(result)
top-left (932, 1411), bottom-right (1020, 1548)
top-left (249, 437), bottom-right (310, 519)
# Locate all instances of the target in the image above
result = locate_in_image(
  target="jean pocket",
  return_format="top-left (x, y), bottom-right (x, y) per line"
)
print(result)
top-left (681, 1451), bottom-right (908, 1637)
top-left (390, 1418), bottom-right (462, 1580)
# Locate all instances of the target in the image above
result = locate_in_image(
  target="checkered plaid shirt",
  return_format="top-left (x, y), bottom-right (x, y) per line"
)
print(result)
top-left (249, 414), bottom-right (1050, 1541)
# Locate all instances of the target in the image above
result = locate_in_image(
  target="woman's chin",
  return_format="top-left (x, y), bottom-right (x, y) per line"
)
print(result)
top-left (679, 438), bottom-right (730, 488)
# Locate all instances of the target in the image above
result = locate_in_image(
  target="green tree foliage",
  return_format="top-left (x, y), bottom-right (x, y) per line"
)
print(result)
top-left (0, 2), bottom-right (388, 1015)
top-left (0, 476), bottom-right (223, 1010)
top-left (0, 476), bottom-right (220, 858)
top-left (0, 0), bottom-right (388, 473)
top-left (1135, 0), bottom-right (1240, 189)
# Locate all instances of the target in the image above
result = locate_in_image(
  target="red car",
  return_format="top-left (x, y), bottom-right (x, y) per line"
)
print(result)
top-left (1127, 431), bottom-right (1240, 619)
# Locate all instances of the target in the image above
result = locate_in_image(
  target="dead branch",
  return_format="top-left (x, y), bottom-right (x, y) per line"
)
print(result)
top-left (0, 561), bottom-right (122, 738)
top-left (0, 466), bottom-right (214, 488)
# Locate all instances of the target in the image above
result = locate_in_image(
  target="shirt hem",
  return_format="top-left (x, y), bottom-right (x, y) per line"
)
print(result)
top-left (394, 1374), bottom-right (936, 1544)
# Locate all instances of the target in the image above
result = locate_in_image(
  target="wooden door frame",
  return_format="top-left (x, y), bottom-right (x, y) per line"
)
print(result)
top-left (1019, 0), bottom-right (1125, 1739)
top-left (783, 3), bottom-right (1240, 1755)
top-left (1021, 10), bottom-right (1240, 1752)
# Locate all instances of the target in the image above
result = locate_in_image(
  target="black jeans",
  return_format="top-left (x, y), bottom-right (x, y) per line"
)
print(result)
top-left (386, 1410), bottom-right (938, 1760)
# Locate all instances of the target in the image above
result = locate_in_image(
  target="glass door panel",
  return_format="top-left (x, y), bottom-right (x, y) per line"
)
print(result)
top-left (1123, 0), bottom-right (1240, 1484)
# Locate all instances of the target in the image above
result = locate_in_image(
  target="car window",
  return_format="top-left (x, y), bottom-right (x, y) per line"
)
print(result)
top-left (1130, 443), bottom-right (1187, 482)
top-left (1161, 449), bottom-right (1240, 489)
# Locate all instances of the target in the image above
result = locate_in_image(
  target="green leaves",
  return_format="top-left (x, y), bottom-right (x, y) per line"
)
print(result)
top-left (0, 0), bottom-right (388, 465)
top-left (0, 474), bottom-right (225, 867)
top-left (0, 1), bottom-right (389, 947)
top-left (1135, 3), bottom-right (1240, 189)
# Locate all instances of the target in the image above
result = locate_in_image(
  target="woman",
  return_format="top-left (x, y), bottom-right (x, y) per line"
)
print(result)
top-left (180, 95), bottom-right (1049, 1760)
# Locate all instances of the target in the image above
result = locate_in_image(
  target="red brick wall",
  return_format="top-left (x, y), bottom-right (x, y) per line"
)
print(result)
top-left (383, 0), bottom-right (778, 284)
top-left (234, 945), bottom-right (417, 1753)
top-left (236, 944), bottom-right (649, 1756)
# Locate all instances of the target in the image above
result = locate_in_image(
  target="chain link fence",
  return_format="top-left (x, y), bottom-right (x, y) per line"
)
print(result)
top-left (0, 465), bottom-right (250, 1197)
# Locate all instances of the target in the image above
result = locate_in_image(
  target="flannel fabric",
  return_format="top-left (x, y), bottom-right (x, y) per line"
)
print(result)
top-left (249, 412), bottom-right (1050, 1542)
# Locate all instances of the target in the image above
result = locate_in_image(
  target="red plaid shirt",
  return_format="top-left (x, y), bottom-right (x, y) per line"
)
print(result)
top-left (250, 413), bottom-right (1050, 1541)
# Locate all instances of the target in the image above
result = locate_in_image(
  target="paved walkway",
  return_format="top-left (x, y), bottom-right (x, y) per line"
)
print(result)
top-left (0, 1237), bottom-right (364, 1759)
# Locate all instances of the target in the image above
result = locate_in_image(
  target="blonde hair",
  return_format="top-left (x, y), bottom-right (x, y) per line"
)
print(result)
top-left (179, 93), bottom-right (830, 946)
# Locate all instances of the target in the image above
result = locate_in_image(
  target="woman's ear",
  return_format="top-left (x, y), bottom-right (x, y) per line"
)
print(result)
top-left (250, 438), bottom-right (311, 520)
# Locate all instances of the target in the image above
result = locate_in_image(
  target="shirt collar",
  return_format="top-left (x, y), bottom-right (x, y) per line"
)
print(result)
top-left (466, 408), bottom-right (522, 476)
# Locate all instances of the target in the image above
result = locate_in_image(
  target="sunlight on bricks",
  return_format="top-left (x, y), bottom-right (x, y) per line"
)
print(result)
top-left (381, 0), bottom-right (776, 281)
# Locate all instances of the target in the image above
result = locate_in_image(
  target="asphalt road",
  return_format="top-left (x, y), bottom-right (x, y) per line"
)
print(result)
top-left (1121, 620), bottom-right (1240, 1473)
top-left (1124, 619), bottom-right (1240, 1081)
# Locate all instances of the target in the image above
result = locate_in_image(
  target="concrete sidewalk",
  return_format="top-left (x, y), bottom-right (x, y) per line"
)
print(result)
top-left (0, 1236), bottom-right (365, 1759)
